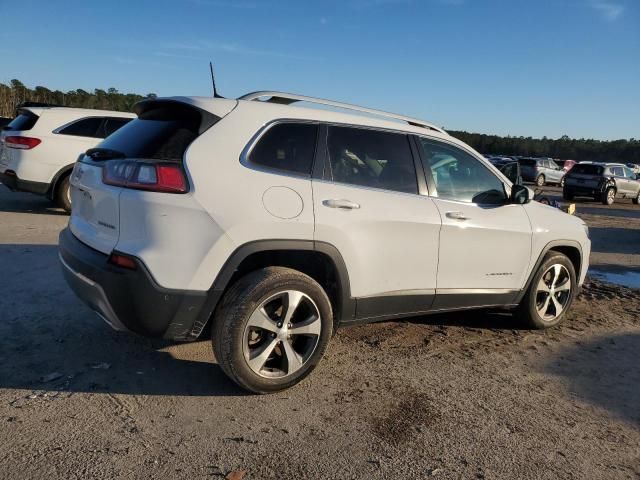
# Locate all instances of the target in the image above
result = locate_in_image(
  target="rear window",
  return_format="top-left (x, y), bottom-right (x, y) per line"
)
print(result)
top-left (4, 111), bottom-right (39, 131)
top-left (94, 103), bottom-right (216, 161)
top-left (518, 159), bottom-right (537, 167)
top-left (571, 164), bottom-right (604, 175)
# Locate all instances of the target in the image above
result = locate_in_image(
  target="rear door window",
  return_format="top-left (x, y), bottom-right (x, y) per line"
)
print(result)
top-left (98, 118), bottom-right (133, 138)
top-left (248, 123), bottom-right (318, 175)
top-left (4, 111), bottom-right (39, 131)
top-left (611, 166), bottom-right (624, 177)
top-left (58, 117), bottom-right (103, 138)
top-left (326, 126), bottom-right (417, 194)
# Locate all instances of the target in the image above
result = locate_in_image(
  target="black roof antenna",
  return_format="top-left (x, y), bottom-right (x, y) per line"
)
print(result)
top-left (210, 62), bottom-right (224, 98)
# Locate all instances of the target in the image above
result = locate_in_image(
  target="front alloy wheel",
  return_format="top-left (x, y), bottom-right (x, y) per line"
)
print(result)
top-left (516, 252), bottom-right (576, 329)
top-left (535, 264), bottom-right (572, 321)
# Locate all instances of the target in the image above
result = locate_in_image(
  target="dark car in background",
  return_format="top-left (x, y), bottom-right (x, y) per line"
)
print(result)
top-left (518, 157), bottom-right (565, 186)
top-left (563, 162), bottom-right (640, 205)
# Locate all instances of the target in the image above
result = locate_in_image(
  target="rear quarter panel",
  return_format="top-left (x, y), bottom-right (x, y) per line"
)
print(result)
top-left (182, 104), bottom-right (317, 291)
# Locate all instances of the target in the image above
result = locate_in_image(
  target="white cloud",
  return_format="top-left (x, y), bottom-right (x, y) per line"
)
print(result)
top-left (590, 1), bottom-right (624, 21)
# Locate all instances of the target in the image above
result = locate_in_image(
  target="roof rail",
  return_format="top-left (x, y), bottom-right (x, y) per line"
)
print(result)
top-left (238, 91), bottom-right (446, 134)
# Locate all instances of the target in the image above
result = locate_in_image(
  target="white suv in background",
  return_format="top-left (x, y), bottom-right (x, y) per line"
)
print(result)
top-left (0, 106), bottom-right (135, 212)
top-left (59, 92), bottom-right (591, 393)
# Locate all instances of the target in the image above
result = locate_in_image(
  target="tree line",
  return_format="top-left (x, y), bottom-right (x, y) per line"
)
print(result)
top-left (1, 79), bottom-right (638, 164)
top-left (0, 79), bottom-right (156, 119)
top-left (449, 130), bottom-right (640, 164)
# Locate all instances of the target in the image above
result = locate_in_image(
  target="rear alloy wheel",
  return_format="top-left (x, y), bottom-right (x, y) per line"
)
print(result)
top-left (55, 174), bottom-right (72, 213)
top-left (212, 267), bottom-right (333, 393)
top-left (602, 187), bottom-right (615, 205)
top-left (536, 174), bottom-right (546, 187)
top-left (516, 252), bottom-right (576, 329)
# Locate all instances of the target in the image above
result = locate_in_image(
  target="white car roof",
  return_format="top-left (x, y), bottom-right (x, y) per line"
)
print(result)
top-left (165, 93), bottom-right (466, 148)
top-left (21, 106), bottom-right (136, 119)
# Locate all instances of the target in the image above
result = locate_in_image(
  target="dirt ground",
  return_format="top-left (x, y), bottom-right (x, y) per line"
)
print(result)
top-left (0, 185), bottom-right (638, 480)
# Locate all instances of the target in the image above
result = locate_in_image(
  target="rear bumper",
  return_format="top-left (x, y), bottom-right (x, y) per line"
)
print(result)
top-left (0, 170), bottom-right (49, 195)
top-left (58, 227), bottom-right (215, 340)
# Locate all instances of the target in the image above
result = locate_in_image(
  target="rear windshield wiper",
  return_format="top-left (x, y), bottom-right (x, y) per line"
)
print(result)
top-left (85, 148), bottom-right (126, 161)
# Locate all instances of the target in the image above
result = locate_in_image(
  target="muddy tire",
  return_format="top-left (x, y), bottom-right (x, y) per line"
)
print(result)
top-left (536, 175), bottom-right (545, 187)
top-left (212, 267), bottom-right (333, 394)
top-left (601, 187), bottom-right (615, 205)
top-left (55, 174), bottom-right (72, 214)
top-left (516, 252), bottom-right (577, 329)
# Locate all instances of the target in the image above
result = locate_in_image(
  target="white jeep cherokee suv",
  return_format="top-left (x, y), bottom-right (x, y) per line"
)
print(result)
top-left (0, 106), bottom-right (135, 212)
top-left (59, 92), bottom-right (590, 393)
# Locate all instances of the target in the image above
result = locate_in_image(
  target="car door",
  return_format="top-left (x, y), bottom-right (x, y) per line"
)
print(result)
top-left (547, 160), bottom-right (563, 183)
top-left (415, 137), bottom-right (532, 309)
top-left (312, 125), bottom-right (441, 320)
top-left (611, 166), bottom-right (628, 195)
top-left (624, 168), bottom-right (640, 195)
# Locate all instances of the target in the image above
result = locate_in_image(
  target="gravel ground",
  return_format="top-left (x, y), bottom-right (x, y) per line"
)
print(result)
top-left (0, 185), bottom-right (638, 480)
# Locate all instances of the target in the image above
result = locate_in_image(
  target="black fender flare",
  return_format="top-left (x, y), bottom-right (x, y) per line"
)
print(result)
top-left (186, 240), bottom-right (355, 340)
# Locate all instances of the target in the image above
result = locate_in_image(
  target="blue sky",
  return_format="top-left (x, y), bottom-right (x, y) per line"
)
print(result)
top-left (1, 0), bottom-right (638, 140)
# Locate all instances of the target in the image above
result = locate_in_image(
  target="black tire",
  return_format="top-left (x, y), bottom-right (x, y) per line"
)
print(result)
top-left (515, 252), bottom-right (577, 329)
top-left (562, 188), bottom-right (574, 201)
top-left (536, 174), bottom-right (545, 187)
top-left (632, 191), bottom-right (640, 205)
top-left (212, 267), bottom-right (333, 394)
top-left (55, 174), bottom-right (72, 213)
top-left (601, 187), bottom-right (615, 205)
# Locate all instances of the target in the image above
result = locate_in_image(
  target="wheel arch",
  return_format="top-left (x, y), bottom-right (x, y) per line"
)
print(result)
top-left (515, 240), bottom-right (583, 304)
top-left (47, 163), bottom-right (74, 200)
top-left (191, 240), bottom-right (355, 339)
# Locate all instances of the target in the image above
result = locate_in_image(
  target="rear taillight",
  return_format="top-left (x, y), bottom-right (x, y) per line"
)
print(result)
top-left (102, 160), bottom-right (188, 193)
top-left (5, 136), bottom-right (41, 150)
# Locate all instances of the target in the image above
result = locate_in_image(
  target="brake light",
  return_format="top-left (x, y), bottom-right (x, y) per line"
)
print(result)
top-left (102, 160), bottom-right (188, 193)
top-left (5, 136), bottom-right (41, 150)
top-left (108, 252), bottom-right (137, 270)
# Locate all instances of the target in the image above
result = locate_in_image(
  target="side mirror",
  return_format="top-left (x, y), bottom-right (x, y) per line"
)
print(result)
top-left (511, 184), bottom-right (530, 204)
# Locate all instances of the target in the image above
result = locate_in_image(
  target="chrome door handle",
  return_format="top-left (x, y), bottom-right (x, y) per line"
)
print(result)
top-left (322, 199), bottom-right (360, 210)
top-left (446, 211), bottom-right (469, 221)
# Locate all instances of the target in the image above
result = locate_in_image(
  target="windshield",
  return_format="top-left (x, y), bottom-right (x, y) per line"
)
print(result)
top-left (571, 164), bottom-right (604, 175)
top-left (518, 159), bottom-right (537, 167)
